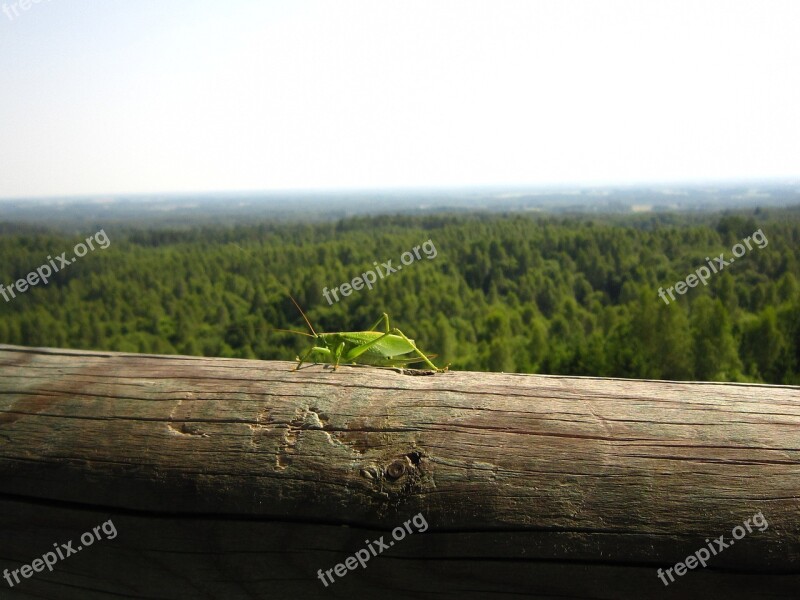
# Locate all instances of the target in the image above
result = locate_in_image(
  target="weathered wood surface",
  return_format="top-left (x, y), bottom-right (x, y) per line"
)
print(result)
top-left (0, 343), bottom-right (798, 599)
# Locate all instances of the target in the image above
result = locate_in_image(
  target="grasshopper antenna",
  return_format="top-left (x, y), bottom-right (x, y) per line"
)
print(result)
top-left (273, 328), bottom-right (315, 338)
top-left (288, 295), bottom-right (317, 337)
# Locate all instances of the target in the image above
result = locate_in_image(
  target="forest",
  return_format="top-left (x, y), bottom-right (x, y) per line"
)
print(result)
top-left (0, 208), bottom-right (798, 384)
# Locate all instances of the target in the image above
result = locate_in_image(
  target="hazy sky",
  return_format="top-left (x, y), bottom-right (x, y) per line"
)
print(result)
top-left (1, 0), bottom-right (798, 198)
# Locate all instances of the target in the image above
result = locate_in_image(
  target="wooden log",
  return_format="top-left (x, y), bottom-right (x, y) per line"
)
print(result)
top-left (0, 343), bottom-right (798, 599)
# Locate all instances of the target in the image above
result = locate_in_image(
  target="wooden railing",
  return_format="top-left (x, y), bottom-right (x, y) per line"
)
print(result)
top-left (0, 344), bottom-right (798, 599)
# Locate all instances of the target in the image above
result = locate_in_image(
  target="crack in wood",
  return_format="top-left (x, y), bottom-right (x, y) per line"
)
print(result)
top-left (167, 395), bottom-right (210, 437)
top-left (275, 407), bottom-right (328, 470)
top-left (248, 407), bottom-right (272, 450)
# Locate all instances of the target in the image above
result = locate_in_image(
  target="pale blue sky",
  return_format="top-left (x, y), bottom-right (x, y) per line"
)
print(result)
top-left (1, 0), bottom-right (798, 198)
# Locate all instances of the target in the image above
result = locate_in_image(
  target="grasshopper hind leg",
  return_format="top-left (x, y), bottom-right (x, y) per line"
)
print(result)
top-left (366, 313), bottom-right (391, 333)
top-left (389, 328), bottom-right (446, 372)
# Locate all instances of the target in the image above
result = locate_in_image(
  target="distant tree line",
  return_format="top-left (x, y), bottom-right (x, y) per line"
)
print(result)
top-left (0, 208), bottom-right (798, 383)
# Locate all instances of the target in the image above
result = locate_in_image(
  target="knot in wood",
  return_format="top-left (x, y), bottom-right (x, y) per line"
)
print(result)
top-left (386, 459), bottom-right (407, 480)
top-left (360, 465), bottom-right (380, 480)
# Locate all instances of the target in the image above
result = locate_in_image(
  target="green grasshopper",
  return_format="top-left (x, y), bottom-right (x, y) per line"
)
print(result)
top-left (277, 297), bottom-right (447, 373)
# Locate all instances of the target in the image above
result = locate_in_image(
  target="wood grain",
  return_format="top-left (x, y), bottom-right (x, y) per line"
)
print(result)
top-left (0, 344), bottom-right (798, 599)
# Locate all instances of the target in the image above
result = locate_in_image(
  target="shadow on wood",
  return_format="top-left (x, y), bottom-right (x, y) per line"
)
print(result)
top-left (0, 344), bottom-right (798, 599)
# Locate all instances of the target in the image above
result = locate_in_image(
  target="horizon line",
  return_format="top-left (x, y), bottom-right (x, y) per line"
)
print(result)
top-left (1, 176), bottom-right (799, 202)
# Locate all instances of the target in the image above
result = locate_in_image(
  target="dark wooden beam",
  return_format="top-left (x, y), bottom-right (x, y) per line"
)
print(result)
top-left (0, 344), bottom-right (798, 599)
